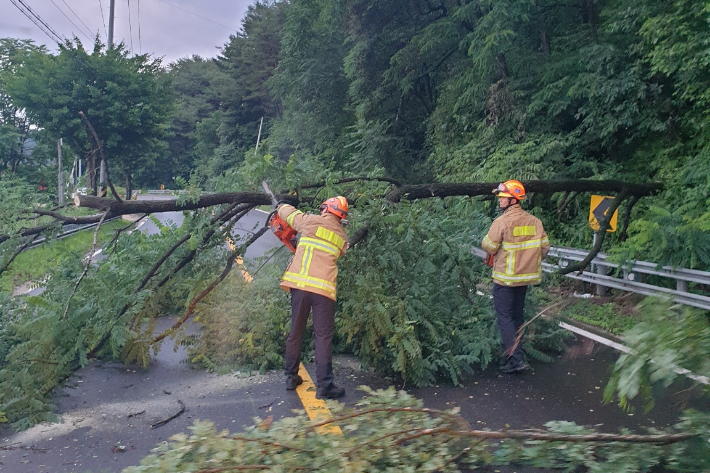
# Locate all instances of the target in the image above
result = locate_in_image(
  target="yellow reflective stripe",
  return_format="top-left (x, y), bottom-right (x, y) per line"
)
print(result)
top-left (501, 238), bottom-right (545, 250)
top-left (513, 226), bottom-right (536, 237)
top-left (492, 271), bottom-right (542, 283)
top-left (283, 272), bottom-right (336, 296)
top-left (507, 250), bottom-right (516, 274)
top-left (285, 210), bottom-right (303, 227)
top-left (482, 235), bottom-right (499, 251)
top-left (315, 227), bottom-right (346, 251)
top-left (541, 236), bottom-right (549, 246)
top-left (299, 236), bottom-right (340, 256)
top-left (300, 244), bottom-right (314, 276)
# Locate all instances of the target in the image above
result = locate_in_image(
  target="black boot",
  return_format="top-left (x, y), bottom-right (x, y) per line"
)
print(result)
top-left (499, 359), bottom-right (525, 374)
top-left (286, 374), bottom-right (303, 390)
top-left (316, 383), bottom-right (345, 399)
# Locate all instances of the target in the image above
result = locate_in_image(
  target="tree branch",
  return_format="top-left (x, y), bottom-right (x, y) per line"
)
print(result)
top-left (558, 190), bottom-right (628, 275)
top-left (79, 111), bottom-right (123, 202)
top-left (62, 211), bottom-right (108, 319)
top-left (385, 180), bottom-right (661, 203)
top-left (619, 194), bottom-right (640, 241)
top-left (152, 226), bottom-right (269, 343)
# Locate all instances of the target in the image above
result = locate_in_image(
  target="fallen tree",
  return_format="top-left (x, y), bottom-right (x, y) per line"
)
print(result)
top-left (0, 175), bottom-right (664, 430)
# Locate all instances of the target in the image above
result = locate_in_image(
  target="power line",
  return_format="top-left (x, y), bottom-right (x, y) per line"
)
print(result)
top-left (153, 0), bottom-right (238, 33)
top-left (98, 0), bottom-right (108, 42)
top-left (49, 0), bottom-right (92, 41)
top-left (60, 0), bottom-right (97, 39)
top-left (9, 0), bottom-right (65, 44)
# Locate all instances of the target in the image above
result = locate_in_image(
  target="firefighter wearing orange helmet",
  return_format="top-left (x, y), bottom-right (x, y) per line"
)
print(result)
top-left (482, 180), bottom-right (549, 373)
top-left (276, 196), bottom-right (349, 399)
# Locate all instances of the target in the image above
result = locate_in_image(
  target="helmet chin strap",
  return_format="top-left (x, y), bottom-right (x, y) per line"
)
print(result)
top-left (500, 198), bottom-right (518, 211)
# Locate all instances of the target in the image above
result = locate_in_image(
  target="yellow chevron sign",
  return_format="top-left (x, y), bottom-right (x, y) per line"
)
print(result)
top-left (589, 195), bottom-right (618, 232)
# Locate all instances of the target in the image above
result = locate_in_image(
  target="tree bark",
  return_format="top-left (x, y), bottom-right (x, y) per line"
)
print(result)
top-left (72, 180), bottom-right (661, 218)
top-left (73, 192), bottom-right (297, 216)
top-left (385, 180), bottom-right (662, 203)
top-left (0, 179), bottom-right (663, 245)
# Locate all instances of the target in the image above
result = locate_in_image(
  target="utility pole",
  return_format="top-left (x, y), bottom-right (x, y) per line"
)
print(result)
top-left (57, 138), bottom-right (63, 204)
top-left (100, 0), bottom-right (115, 197)
top-left (108, 0), bottom-right (115, 49)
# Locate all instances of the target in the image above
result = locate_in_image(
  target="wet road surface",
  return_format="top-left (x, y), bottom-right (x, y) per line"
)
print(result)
top-left (1, 328), bottom-right (705, 473)
top-left (2, 201), bottom-right (706, 471)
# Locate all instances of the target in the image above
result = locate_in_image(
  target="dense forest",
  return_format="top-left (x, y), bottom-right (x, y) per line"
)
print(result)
top-left (1, 0), bottom-right (709, 470)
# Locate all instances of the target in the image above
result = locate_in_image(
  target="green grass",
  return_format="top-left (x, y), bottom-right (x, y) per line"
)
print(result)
top-left (560, 299), bottom-right (640, 335)
top-left (1, 220), bottom-right (129, 293)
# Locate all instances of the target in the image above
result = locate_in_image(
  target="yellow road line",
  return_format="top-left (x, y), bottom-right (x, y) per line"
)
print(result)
top-left (226, 237), bottom-right (253, 282)
top-left (296, 363), bottom-right (342, 435)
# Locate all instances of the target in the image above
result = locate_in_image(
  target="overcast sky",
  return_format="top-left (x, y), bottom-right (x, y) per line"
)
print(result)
top-left (2, 0), bottom-right (254, 64)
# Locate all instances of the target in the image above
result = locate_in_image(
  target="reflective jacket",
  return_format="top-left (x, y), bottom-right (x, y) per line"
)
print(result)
top-left (278, 204), bottom-right (349, 301)
top-left (482, 205), bottom-right (550, 287)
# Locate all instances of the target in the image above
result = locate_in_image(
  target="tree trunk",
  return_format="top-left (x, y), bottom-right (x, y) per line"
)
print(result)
top-left (86, 152), bottom-right (97, 193)
top-left (70, 179), bottom-right (662, 218)
top-left (125, 173), bottom-right (132, 201)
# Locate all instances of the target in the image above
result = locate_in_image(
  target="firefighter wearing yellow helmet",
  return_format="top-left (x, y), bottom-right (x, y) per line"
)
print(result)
top-left (482, 180), bottom-right (550, 374)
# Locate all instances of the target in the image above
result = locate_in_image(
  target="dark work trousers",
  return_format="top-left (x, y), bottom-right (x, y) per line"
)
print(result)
top-left (284, 288), bottom-right (336, 389)
top-left (492, 283), bottom-right (528, 365)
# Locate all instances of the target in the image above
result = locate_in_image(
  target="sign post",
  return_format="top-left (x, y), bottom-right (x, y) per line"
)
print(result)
top-left (589, 195), bottom-right (619, 296)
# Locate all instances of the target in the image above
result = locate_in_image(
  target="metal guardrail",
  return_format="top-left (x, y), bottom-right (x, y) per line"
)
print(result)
top-left (146, 189), bottom-right (186, 195)
top-left (547, 247), bottom-right (710, 310)
top-left (27, 218), bottom-right (120, 249)
top-left (473, 246), bottom-right (710, 310)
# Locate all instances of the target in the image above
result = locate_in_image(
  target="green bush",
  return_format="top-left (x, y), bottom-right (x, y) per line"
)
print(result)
top-left (123, 387), bottom-right (710, 473)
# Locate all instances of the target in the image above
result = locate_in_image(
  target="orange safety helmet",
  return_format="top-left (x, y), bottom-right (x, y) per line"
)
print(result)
top-left (320, 196), bottom-right (348, 220)
top-left (493, 180), bottom-right (526, 200)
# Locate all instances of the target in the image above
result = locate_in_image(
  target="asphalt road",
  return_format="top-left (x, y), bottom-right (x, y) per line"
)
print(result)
top-left (2, 331), bottom-right (704, 473)
top-left (1, 199), bottom-right (706, 472)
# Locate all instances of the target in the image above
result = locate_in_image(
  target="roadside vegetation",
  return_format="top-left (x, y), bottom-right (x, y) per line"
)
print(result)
top-left (0, 219), bottom-right (129, 293)
top-left (1, 0), bottom-right (709, 470)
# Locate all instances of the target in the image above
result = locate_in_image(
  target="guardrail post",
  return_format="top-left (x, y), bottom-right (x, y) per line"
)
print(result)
top-left (595, 263), bottom-right (608, 297)
top-left (677, 279), bottom-right (688, 293)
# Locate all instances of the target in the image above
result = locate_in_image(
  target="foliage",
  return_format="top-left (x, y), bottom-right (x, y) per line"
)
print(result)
top-left (0, 219), bottom-right (127, 293)
top-left (0, 39), bottom-right (47, 174)
top-left (187, 256), bottom-right (290, 373)
top-left (1, 3), bottom-right (709, 471)
top-left (2, 37), bottom-right (174, 195)
top-left (123, 387), bottom-right (710, 473)
top-left (605, 297), bottom-right (710, 412)
top-left (0, 175), bottom-right (52, 234)
top-left (609, 205), bottom-right (710, 270)
top-left (337, 196), bottom-right (567, 386)
top-left (0, 208), bottom-right (235, 429)
top-left (150, 56), bottom-right (228, 188)
top-left (267, 0), bottom-right (351, 168)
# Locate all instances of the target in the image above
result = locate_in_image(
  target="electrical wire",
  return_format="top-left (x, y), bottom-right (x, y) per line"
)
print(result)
top-left (153, 0), bottom-right (238, 32)
top-left (9, 0), bottom-right (65, 44)
top-left (49, 0), bottom-right (93, 41)
top-left (61, 0), bottom-right (97, 40)
top-left (98, 0), bottom-right (107, 42)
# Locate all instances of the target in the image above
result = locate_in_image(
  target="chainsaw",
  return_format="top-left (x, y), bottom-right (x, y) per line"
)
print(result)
top-left (261, 181), bottom-right (298, 253)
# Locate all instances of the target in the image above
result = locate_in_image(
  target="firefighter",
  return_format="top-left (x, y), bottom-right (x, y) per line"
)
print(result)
top-left (482, 180), bottom-right (549, 373)
top-left (277, 196), bottom-right (349, 399)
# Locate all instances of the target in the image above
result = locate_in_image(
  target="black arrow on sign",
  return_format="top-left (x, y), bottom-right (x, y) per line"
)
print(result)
top-left (593, 198), bottom-right (612, 224)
